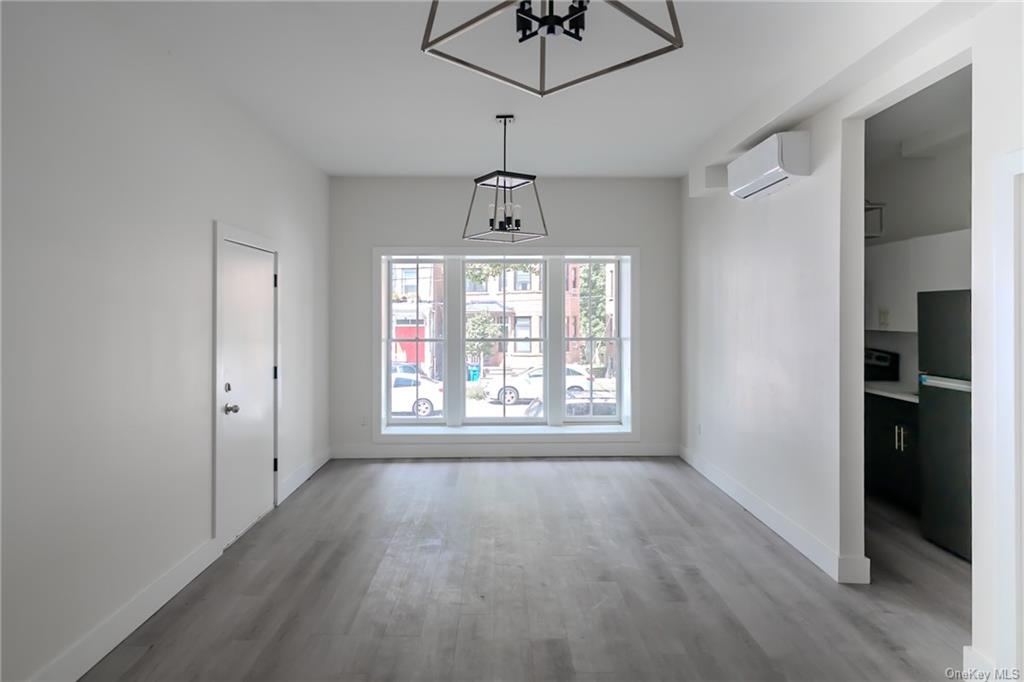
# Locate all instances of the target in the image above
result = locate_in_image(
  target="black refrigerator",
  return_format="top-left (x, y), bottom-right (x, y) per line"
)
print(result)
top-left (918, 289), bottom-right (971, 560)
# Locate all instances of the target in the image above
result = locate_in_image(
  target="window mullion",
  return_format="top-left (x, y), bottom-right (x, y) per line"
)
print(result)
top-left (384, 257), bottom-right (392, 426)
top-left (415, 259), bottom-right (421, 408)
top-left (619, 256), bottom-right (632, 427)
top-left (501, 260), bottom-right (507, 419)
top-left (547, 256), bottom-right (565, 426)
top-left (445, 256), bottom-right (464, 426)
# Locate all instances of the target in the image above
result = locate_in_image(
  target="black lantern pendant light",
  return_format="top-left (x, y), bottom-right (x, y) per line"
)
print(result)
top-left (422, 1), bottom-right (683, 98)
top-left (462, 114), bottom-right (548, 244)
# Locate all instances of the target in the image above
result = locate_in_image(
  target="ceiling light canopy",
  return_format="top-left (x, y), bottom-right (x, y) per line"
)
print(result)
top-left (463, 115), bottom-right (548, 244)
top-left (516, 0), bottom-right (589, 43)
top-left (421, 0), bottom-right (683, 98)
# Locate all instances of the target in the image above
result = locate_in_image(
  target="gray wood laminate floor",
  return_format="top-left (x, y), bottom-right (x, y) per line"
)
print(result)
top-left (83, 458), bottom-right (970, 681)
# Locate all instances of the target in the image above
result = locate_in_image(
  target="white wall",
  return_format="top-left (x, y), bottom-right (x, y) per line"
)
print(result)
top-left (331, 177), bottom-right (680, 458)
top-left (681, 1), bottom-right (1022, 669)
top-left (1, 5), bottom-right (330, 680)
top-left (679, 108), bottom-right (854, 579)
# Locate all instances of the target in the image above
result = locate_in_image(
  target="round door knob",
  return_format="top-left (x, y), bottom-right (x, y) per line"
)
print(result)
top-left (224, 403), bottom-right (240, 414)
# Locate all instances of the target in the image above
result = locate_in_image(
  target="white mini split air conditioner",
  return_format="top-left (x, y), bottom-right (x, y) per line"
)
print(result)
top-left (727, 131), bottom-right (810, 199)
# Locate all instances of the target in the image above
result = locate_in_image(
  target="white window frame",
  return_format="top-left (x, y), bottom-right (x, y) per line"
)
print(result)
top-left (383, 256), bottom-right (446, 425)
top-left (374, 248), bottom-right (634, 438)
top-left (462, 256), bottom-right (547, 425)
top-left (563, 257), bottom-right (624, 424)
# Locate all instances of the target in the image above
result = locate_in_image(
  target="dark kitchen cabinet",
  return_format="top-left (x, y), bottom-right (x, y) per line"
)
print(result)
top-left (865, 393), bottom-right (919, 513)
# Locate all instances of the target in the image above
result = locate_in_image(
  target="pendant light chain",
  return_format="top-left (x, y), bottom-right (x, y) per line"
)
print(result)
top-left (503, 117), bottom-right (509, 205)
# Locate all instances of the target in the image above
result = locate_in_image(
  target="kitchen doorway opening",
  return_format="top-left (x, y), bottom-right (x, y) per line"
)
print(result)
top-left (860, 65), bottom-right (973, 663)
top-left (835, 54), bottom-right (987, 667)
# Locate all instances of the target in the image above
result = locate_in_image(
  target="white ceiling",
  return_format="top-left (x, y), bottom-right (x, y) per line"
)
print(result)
top-left (98, 1), bottom-right (934, 177)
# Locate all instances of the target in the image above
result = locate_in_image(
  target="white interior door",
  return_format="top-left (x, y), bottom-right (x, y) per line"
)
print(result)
top-left (219, 239), bottom-right (276, 546)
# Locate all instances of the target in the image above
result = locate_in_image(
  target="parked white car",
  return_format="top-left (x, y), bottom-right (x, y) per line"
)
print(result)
top-left (483, 364), bottom-right (593, 404)
top-left (391, 373), bottom-right (443, 417)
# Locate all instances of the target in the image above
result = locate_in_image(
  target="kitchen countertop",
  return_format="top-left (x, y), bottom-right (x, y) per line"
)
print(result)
top-left (865, 381), bottom-right (919, 404)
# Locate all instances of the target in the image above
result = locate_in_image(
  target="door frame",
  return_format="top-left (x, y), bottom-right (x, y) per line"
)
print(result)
top-left (838, 52), bottom-right (975, 586)
top-left (1017, 163), bottom-right (1024, 668)
top-left (839, 40), bottom-right (1024, 667)
top-left (213, 221), bottom-right (280, 547)
top-left (993, 149), bottom-right (1024, 666)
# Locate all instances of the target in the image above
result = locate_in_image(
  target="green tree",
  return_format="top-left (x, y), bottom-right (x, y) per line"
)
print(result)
top-left (464, 313), bottom-right (503, 365)
top-left (464, 262), bottom-right (540, 286)
top-left (578, 264), bottom-right (607, 366)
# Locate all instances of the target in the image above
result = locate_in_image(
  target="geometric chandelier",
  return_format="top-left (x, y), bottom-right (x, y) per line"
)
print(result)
top-left (422, 1), bottom-right (683, 98)
top-left (463, 114), bottom-right (548, 243)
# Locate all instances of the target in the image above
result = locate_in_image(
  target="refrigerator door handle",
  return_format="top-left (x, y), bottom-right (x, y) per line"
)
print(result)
top-left (919, 374), bottom-right (972, 392)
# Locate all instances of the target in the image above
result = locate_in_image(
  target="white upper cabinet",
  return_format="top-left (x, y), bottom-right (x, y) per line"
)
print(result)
top-left (865, 229), bottom-right (970, 332)
top-left (865, 238), bottom-right (913, 331)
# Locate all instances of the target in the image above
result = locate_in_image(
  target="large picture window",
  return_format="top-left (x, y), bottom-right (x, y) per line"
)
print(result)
top-left (381, 254), bottom-right (629, 431)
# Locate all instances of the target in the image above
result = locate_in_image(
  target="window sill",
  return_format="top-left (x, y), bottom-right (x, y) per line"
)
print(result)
top-left (376, 423), bottom-right (635, 443)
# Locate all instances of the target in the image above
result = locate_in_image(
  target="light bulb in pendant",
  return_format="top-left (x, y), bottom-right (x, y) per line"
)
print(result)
top-left (496, 203), bottom-right (508, 231)
top-left (502, 202), bottom-right (513, 231)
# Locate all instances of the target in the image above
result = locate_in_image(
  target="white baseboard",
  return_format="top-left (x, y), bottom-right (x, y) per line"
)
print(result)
top-left (278, 453), bottom-right (331, 502)
top-left (837, 554), bottom-right (871, 584)
top-left (681, 447), bottom-right (866, 583)
top-left (30, 539), bottom-right (221, 682)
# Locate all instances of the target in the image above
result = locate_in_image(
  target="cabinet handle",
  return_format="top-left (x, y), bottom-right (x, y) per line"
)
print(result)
top-left (899, 426), bottom-right (906, 452)
top-left (894, 425), bottom-right (899, 450)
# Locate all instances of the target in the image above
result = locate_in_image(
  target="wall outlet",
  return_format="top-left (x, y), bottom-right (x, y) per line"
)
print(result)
top-left (360, 416), bottom-right (367, 428)
top-left (878, 308), bottom-right (890, 329)
top-left (697, 422), bottom-right (703, 436)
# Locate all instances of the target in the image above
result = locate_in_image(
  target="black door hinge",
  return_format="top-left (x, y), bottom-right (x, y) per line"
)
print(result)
top-left (273, 274), bottom-right (278, 288)
top-left (273, 458), bottom-right (278, 472)
top-left (273, 366), bottom-right (278, 380)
